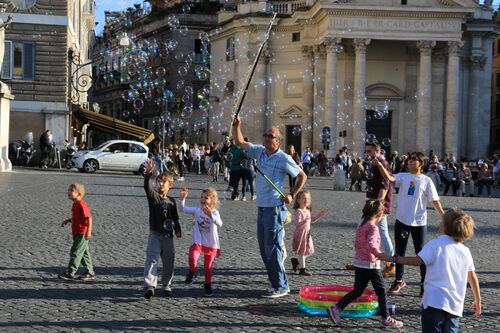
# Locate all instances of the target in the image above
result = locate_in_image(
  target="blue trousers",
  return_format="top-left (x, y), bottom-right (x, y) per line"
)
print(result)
top-left (421, 306), bottom-right (460, 333)
top-left (257, 206), bottom-right (288, 291)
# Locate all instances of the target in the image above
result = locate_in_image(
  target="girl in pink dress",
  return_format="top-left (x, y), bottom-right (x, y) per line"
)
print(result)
top-left (290, 190), bottom-right (328, 276)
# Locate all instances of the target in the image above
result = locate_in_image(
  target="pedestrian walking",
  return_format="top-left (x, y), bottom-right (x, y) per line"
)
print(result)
top-left (58, 183), bottom-right (95, 281)
top-left (180, 187), bottom-right (222, 297)
top-left (232, 116), bottom-right (307, 298)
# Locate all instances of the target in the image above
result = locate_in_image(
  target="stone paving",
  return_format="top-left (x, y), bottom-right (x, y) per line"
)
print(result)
top-left (0, 168), bottom-right (499, 332)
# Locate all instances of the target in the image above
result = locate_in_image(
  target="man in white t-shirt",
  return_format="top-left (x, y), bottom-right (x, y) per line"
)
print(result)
top-left (394, 208), bottom-right (481, 333)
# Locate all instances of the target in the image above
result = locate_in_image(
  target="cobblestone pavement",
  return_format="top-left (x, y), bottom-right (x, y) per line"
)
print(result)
top-left (0, 168), bottom-right (499, 332)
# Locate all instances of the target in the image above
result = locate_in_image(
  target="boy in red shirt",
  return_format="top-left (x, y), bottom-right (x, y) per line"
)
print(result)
top-left (58, 183), bottom-right (95, 281)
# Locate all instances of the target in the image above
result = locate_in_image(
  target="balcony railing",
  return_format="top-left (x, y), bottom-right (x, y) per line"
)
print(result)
top-left (267, 0), bottom-right (307, 14)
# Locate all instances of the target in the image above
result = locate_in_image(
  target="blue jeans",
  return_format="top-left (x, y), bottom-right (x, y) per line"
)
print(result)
top-left (257, 205), bottom-right (288, 291)
top-left (378, 214), bottom-right (394, 256)
top-left (421, 306), bottom-right (460, 333)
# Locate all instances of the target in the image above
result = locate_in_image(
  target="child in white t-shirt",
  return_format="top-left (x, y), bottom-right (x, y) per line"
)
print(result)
top-left (394, 208), bottom-right (481, 332)
top-left (373, 151), bottom-right (445, 297)
top-left (179, 187), bottom-right (222, 297)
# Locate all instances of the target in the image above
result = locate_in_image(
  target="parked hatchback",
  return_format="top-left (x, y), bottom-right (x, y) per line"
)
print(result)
top-left (71, 140), bottom-right (149, 174)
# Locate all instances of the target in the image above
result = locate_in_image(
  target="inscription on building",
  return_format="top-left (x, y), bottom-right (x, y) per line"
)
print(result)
top-left (330, 17), bottom-right (461, 32)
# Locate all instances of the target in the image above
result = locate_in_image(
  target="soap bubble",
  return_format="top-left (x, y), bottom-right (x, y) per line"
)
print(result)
top-left (199, 99), bottom-right (210, 112)
top-left (122, 110), bottom-right (130, 118)
top-left (155, 66), bottom-right (166, 77)
top-left (178, 66), bottom-right (188, 76)
top-left (181, 106), bottom-right (193, 119)
top-left (401, 230), bottom-right (409, 239)
top-left (366, 133), bottom-right (377, 144)
top-left (226, 152), bottom-right (234, 161)
top-left (292, 126), bottom-right (301, 136)
top-left (382, 138), bottom-right (391, 147)
top-left (133, 99), bottom-right (144, 110)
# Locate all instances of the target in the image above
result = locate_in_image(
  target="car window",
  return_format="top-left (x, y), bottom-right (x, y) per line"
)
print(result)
top-left (107, 143), bottom-right (129, 153)
top-left (130, 144), bottom-right (146, 154)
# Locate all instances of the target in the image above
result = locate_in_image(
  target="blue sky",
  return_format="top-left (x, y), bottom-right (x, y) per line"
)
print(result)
top-left (95, 0), bottom-right (135, 35)
top-left (94, 0), bottom-right (500, 35)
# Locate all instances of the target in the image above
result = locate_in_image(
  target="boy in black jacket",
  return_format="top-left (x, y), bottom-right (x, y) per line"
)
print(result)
top-left (143, 160), bottom-right (181, 299)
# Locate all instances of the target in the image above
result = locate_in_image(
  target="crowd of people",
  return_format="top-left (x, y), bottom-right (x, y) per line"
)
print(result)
top-left (56, 122), bottom-right (488, 331)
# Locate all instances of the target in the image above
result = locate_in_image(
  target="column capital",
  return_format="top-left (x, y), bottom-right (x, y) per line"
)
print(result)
top-left (353, 38), bottom-right (370, 54)
top-left (448, 41), bottom-right (464, 57)
top-left (469, 55), bottom-right (486, 70)
top-left (302, 45), bottom-right (315, 58)
top-left (323, 37), bottom-right (343, 53)
top-left (417, 40), bottom-right (436, 56)
top-left (314, 44), bottom-right (326, 60)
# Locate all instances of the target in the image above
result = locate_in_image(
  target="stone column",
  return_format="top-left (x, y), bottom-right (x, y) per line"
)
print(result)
top-left (416, 40), bottom-right (435, 153)
top-left (324, 37), bottom-right (342, 157)
top-left (467, 55), bottom-right (486, 159)
top-left (445, 41), bottom-right (463, 157)
top-left (313, 45), bottom-right (325, 151)
top-left (0, 82), bottom-right (15, 172)
top-left (302, 45), bottom-right (315, 150)
top-left (352, 38), bottom-right (370, 156)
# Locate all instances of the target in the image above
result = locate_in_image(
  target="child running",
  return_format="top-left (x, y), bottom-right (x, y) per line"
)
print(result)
top-left (328, 200), bottom-right (403, 328)
top-left (143, 160), bottom-right (181, 299)
top-left (179, 187), bottom-right (222, 297)
top-left (58, 183), bottom-right (95, 281)
top-left (373, 151), bottom-right (445, 297)
top-left (290, 190), bottom-right (328, 276)
top-left (393, 208), bottom-right (481, 332)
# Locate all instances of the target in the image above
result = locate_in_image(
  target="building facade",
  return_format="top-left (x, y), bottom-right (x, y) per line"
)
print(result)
top-left (209, 0), bottom-right (495, 160)
top-left (1, 0), bottom-right (95, 148)
top-left (491, 10), bottom-right (500, 155)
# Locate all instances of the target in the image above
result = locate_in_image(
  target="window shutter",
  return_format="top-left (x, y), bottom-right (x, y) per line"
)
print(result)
top-left (23, 42), bottom-right (35, 80)
top-left (1, 41), bottom-right (12, 79)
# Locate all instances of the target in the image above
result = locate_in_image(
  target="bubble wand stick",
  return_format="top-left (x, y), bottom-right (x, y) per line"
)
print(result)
top-left (227, 13), bottom-right (285, 198)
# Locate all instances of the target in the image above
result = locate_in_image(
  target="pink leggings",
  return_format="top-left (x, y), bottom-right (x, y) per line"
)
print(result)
top-left (188, 245), bottom-right (216, 283)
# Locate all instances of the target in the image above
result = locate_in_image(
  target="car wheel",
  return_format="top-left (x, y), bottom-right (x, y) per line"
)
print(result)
top-left (83, 159), bottom-right (98, 173)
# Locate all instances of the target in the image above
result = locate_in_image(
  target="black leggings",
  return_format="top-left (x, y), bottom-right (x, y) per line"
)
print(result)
top-left (394, 220), bottom-right (427, 284)
top-left (337, 267), bottom-right (389, 319)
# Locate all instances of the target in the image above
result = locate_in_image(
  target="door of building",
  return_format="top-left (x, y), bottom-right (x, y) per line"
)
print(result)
top-left (286, 125), bottom-right (302, 154)
top-left (366, 110), bottom-right (392, 158)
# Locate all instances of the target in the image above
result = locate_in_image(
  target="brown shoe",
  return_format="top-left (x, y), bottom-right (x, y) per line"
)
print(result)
top-left (382, 264), bottom-right (396, 278)
top-left (299, 268), bottom-right (313, 276)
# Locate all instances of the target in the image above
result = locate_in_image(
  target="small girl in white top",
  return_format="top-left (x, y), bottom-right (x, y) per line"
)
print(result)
top-left (179, 187), bottom-right (222, 297)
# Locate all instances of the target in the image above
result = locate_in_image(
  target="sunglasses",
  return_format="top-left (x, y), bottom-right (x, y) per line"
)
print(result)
top-left (410, 156), bottom-right (423, 162)
top-left (262, 134), bottom-right (280, 140)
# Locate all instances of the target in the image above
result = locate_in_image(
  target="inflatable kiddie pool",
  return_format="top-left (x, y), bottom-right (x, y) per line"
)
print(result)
top-left (298, 285), bottom-right (379, 317)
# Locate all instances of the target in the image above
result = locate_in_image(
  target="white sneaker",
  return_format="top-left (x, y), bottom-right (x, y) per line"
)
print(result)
top-left (252, 195), bottom-right (257, 201)
top-left (178, 177), bottom-right (184, 181)
top-left (241, 196), bottom-right (247, 201)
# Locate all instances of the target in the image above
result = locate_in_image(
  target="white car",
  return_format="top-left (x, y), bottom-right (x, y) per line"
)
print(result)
top-left (71, 140), bottom-right (149, 174)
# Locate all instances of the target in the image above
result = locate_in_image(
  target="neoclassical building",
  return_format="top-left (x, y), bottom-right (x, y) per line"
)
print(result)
top-left (209, 0), bottom-right (495, 160)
